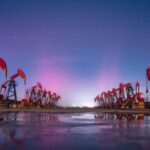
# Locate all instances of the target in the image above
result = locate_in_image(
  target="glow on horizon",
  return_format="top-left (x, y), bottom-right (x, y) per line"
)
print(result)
top-left (24, 57), bottom-right (100, 107)
top-left (60, 87), bottom-right (99, 107)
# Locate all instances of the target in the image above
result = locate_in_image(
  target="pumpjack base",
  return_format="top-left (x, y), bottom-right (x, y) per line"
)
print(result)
top-left (4, 100), bottom-right (18, 108)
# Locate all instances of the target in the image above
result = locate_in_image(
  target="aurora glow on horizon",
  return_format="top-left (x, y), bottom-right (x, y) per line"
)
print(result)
top-left (0, 0), bottom-right (150, 106)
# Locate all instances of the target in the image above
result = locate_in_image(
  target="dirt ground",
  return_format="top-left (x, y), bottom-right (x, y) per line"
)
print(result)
top-left (0, 108), bottom-right (150, 114)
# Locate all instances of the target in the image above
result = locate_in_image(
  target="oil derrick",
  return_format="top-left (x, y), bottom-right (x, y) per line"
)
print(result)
top-left (101, 92), bottom-right (107, 108)
top-left (94, 95), bottom-right (100, 107)
top-left (46, 91), bottom-right (52, 108)
top-left (42, 89), bottom-right (47, 107)
top-left (122, 83), bottom-right (134, 108)
top-left (95, 81), bottom-right (144, 109)
top-left (119, 82), bottom-right (144, 109)
top-left (42, 90), bottom-right (53, 108)
top-left (29, 82), bottom-right (42, 107)
top-left (95, 94), bottom-right (105, 109)
top-left (134, 82), bottom-right (144, 109)
top-left (117, 82), bottom-right (140, 109)
top-left (25, 82), bottom-right (61, 109)
top-left (1, 69), bottom-right (26, 107)
top-left (51, 93), bottom-right (61, 108)
top-left (146, 68), bottom-right (150, 108)
top-left (111, 88), bottom-right (120, 109)
top-left (6, 80), bottom-right (17, 102)
top-left (51, 93), bottom-right (57, 107)
top-left (36, 88), bottom-right (42, 108)
top-left (100, 93), bottom-right (105, 109)
top-left (126, 84), bottom-right (134, 108)
top-left (55, 95), bottom-right (61, 107)
top-left (118, 83), bottom-right (126, 109)
top-left (107, 90), bottom-right (112, 108)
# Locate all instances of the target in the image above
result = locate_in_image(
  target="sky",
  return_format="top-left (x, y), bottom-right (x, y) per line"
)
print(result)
top-left (0, 0), bottom-right (150, 106)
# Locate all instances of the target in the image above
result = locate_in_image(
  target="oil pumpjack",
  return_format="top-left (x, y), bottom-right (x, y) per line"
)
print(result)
top-left (0, 57), bottom-right (7, 77)
top-left (145, 68), bottom-right (150, 108)
top-left (0, 68), bottom-right (26, 107)
top-left (29, 82), bottom-right (43, 108)
top-left (95, 81), bottom-right (144, 109)
top-left (0, 57), bottom-right (7, 106)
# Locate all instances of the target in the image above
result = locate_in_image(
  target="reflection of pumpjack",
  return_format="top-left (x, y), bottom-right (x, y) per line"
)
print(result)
top-left (95, 113), bottom-right (117, 120)
top-left (95, 113), bottom-right (144, 121)
top-left (1, 129), bottom-right (23, 146)
top-left (116, 113), bottom-right (145, 121)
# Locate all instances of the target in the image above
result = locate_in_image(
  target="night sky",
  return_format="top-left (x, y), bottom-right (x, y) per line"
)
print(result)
top-left (0, 0), bottom-right (150, 106)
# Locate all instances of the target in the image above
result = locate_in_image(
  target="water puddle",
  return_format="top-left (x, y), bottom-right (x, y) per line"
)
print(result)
top-left (0, 112), bottom-right (149, 150)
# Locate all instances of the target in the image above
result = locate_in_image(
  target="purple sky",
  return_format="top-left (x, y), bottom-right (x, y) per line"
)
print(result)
top-left (0, 0), bottom-right (150, 106)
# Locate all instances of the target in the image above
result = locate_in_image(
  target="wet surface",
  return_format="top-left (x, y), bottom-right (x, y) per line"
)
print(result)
top-left (0, 112), bottom-right (150, 150)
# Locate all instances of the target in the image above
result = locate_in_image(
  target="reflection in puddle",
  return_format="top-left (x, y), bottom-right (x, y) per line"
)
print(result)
top-left (95, 113), bottom-right (145, 121)
top-left (0, 112), bottom-right (149, 150)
